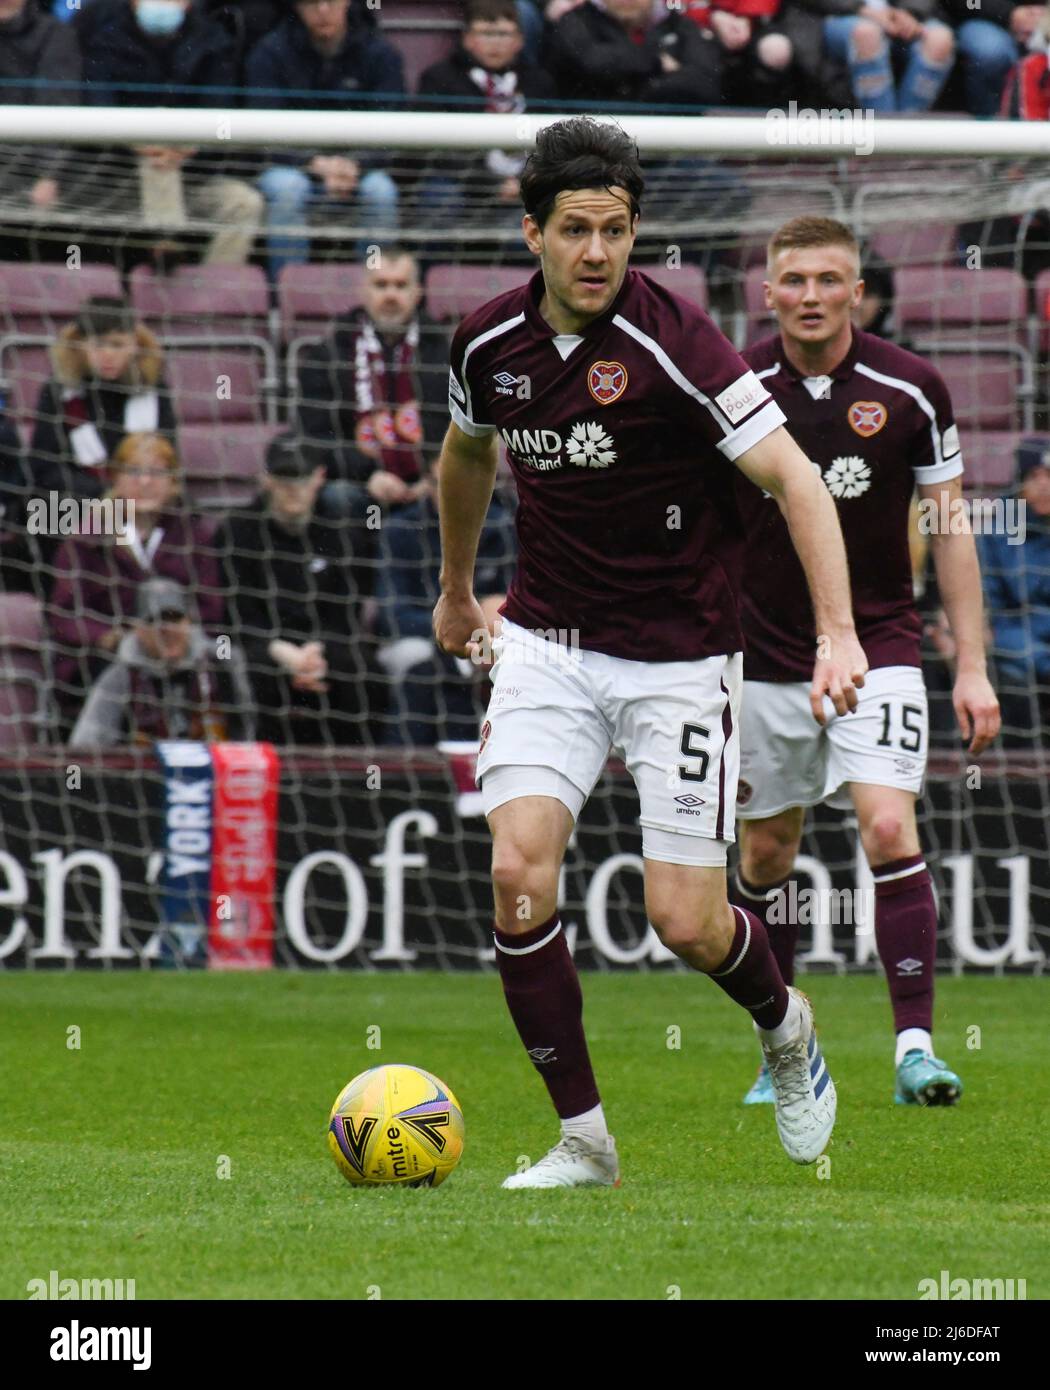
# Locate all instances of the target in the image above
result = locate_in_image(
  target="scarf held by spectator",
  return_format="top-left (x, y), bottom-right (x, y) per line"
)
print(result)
top-left (352, 318), bottom-right (424, 481)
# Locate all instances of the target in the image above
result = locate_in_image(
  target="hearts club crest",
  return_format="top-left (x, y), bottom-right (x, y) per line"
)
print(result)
top-left (588, 360), bottom-right (628, 405)
top-left (848, 400), bottom-right (887, 437)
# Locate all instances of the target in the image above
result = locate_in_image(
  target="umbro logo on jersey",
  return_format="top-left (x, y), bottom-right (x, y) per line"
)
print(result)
top-left (848, 400), bottom-right (887, 437)
top-left (588, 360), bottom-right (628, 405)
top-left (493, 371), bottom-right (529, 397)
top-left (493, 372), bottom-right (519, 387)
top-left (897, 958), bottom-right (923, 977)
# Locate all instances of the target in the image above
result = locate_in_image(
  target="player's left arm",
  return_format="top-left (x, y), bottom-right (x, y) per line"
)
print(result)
top-left (918, 475), bottom-right (1001, 755)
top-left (734, 424), bottom-right (869, 722)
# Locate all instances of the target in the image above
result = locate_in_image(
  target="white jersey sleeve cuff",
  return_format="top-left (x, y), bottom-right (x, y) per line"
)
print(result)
top-left (913, 455), bottom-right (964, 485)
top-left (717, 400), bottom-right (787, 462)
top-left (449, 400), bottom-right (497, 438)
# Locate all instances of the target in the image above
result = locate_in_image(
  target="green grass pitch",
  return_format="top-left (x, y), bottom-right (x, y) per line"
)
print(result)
top-left (3, 972), bottom-right (1046, 1301)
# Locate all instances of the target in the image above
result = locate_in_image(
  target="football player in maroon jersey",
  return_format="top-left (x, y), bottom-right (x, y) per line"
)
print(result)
top-left (733, 216), bottom-right (1000, 1108)
top-left (433, 119), bottom-right (867, 1186)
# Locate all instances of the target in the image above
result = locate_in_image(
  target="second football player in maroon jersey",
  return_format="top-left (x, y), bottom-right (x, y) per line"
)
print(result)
top-left (733, 216), bottom-right (1000, 1109)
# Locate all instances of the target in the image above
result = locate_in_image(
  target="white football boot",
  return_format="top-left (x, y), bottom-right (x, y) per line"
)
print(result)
top-left (501, 1134), bottom-right (620, 1189)
top-left (758, 987), bottom-right (837, 1165)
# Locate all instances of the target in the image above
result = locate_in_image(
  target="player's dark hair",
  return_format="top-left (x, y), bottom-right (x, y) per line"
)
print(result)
top-left (767, 217), bottom-right (860, 273)
top-left (520, 117), bottom-right (643, 229)
top-left (464, 0), bottom-right (520, 26)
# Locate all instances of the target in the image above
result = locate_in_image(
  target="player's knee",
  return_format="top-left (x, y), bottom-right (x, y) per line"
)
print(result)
top-left (850, 20), bottom-right (885, 62)
top-left (648, 900), bottom-right (728, 971)
top-left (491, 844), bottom-right (557, 927)
top-left (864, 813), bottom-right (909, 864)
top-left (741, 826), bottom-right (797, 885)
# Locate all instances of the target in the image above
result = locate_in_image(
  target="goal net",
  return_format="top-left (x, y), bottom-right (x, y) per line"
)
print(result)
top-left (0, 104), bottom-right (1046, 972)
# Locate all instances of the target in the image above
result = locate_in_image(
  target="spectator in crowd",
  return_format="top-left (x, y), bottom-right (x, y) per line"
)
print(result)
top-left (79, 0), bottom-right (263, 267)
top-left (417, 0), bottom-right (559, 227)
top-left (416, 0), bottom-right (555, 229)
top-left (547, 0), bottom-right (724, 108)
top-left (245, 0), bottom-right (404, 279)
top-left (792, 0), bottom-right (956, 112)
top-left (979, 438), bottom-right (1050, 745)
top-left (211, 430), bottom-right (383, 745)
top-left (69, 575), bottom-right (253, 747)
top-left (377, 462), bottom-right (515, 745)
top-left (0, 0), bottom-right (81, 214)
top-left (681, 0), bottom-right (797, 106)
top-left (48, 430), bottom-right (222, 728)
top-left (1000, 4), bottom-right (1050, 116)
top-left (854, 255), bottom-right (895, 337)
top-left (29, 296), bottom-right (176, 519)
top-left (296, 247), bottom-right (448, 510)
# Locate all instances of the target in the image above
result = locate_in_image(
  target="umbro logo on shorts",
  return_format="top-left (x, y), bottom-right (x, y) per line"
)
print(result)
top-left (674, 794), bottom-right (706, 815)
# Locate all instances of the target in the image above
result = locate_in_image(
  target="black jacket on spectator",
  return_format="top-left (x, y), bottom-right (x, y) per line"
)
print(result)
top-left (81, 0), bottom-right (239, 103)
top-left (244, 11), bottom-right (405, 109)
top-left (792, 0), bottom-right (943, 17)
top-left (211, 492), bottom-right (384, 744)
top-left (417, 42), bottom-right (556, 110)
top-left (547, 1), bottom-right (722, 109)
top-left (296, 310), bottom-right (450, 488)
top-left (0, 1), bottom-right (81, 182)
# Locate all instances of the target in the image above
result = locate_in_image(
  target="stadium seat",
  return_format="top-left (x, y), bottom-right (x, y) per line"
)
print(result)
top-left (378, 1), bottom-right (460, 94)
top-left (957, 431), bottom-right (1021, 492)
top-left (0, 263), bottom-right (123, 338)
top-left (1028, 269), bottom-right (1050, 355)
top-left (869, 223), bottom-right (959, 268)
top-left (0, 340), bottom-right (53, 441)
top-left (921, 346), bottom-right (1034, 432)
top-left (166, 344), bottom-right (278, 426)
top-left (896, 266), bottom-right (1029, 349)
top-left (639, 264), bottom-right (708, 310)
top-left (129, 265), bottom-right (271, 341)
top-left (425, 264), bottom-right (534, 321)
top-left (0, 592), bottom-right (47, 748)
top-left (178, 422), bottom-right (283, 510)
top-left (278, 263), bottom-right (369, 344)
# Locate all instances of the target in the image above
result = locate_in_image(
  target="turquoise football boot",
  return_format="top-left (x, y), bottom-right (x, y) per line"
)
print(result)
top-left (743, 1060), bottom-right (775, 1105)
top-left (894, 1049), bottom-right (963, 1106)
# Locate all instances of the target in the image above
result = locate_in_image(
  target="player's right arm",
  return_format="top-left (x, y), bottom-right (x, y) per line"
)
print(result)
top-left (734, 423), bottom-right (869, 722)
top-left (433, 420), bottom-right (500, 661)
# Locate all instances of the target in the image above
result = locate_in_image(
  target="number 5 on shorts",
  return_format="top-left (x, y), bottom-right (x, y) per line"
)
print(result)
top-left (678, 721), bottom-right (711, 783)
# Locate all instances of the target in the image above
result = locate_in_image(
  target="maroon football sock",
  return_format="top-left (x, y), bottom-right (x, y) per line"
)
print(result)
top-left (730, 869), bottom-right (797, 986)
top-left (707, 904), bottom-right (790, 1032)
top-left (872, 854), bottom-right (936, 1034)
top-left (494, 913), bottom-right (601, 1120)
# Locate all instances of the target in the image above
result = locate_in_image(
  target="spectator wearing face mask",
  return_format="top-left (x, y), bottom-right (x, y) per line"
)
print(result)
top-left (79, 0), bottom-right (263, 267)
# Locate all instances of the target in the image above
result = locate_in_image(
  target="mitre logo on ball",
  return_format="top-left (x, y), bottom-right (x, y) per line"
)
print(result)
top-left (588, 360), bottom-right (628, 405)
top-left (848, 400), bottom-right (887, 436)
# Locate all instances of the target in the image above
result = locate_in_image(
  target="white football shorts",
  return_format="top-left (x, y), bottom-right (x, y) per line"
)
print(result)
top-left (476, 620), bottom-right (743, 866)
top-left (737, 665), bottom-right (928, 820)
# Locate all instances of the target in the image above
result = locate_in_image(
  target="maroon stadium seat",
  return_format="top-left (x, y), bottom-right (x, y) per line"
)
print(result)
top-left (958, 431), bottom-right (1020, 492)
top-left (278, 263), bottom-right (369, 344)
top-left (129, 265), bottom-right (271, 340)
top-left (0, 342), bottom-right (52, 439)
top-left (0, 262), bottom-right (122, 337)
top-left (639, 264), bottom-right (708, 310)
top-left (896, 266), bottom-right (1029, 348)
top-left (0, 593), bottom-right (46, 747)
top-left (178, 422), bottom-right (282, 510)
top-left (378, 1), bottom-right (459, 93)
top-left (166, 348), bottom-right (273, 425)
top-left (425, 263), bottom-right (534, 322)
top-left (925, 349), bottom-right (1032, 432)
top-left (869, 224), bottom-right (958, 268)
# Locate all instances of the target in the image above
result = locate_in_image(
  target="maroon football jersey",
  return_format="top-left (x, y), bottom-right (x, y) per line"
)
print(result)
top-left (738, 328), bottom-right (963, 682)
top-left (449, 268), bottom-right (785, 662)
